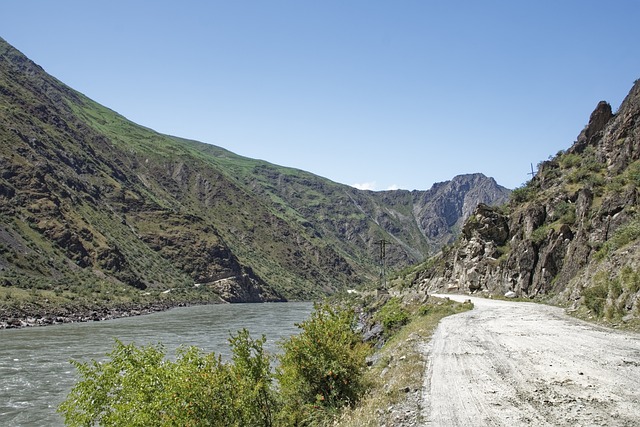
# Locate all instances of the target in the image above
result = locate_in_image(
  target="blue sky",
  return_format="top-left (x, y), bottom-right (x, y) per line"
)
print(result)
top-left (3, 1), bottom-right (639, 190)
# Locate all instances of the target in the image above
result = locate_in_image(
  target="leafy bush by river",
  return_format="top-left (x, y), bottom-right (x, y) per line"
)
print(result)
top-left (58, 296), bottom-right (473, 426)
top-left (58, 304), bottom-right (370, 427)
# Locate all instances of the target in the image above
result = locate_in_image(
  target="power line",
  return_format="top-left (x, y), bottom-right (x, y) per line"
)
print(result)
top-left (528, 163), bottom-right (535, 179)
top-left (375, 239), bottom-right (392, 289)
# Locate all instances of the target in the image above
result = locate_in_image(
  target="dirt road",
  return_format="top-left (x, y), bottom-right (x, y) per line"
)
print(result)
top-left (421, 295), bottom-right (640, 426)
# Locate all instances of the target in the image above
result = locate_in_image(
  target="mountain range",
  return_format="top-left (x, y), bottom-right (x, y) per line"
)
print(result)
top-left (0, 37), bottom-right (510, 319)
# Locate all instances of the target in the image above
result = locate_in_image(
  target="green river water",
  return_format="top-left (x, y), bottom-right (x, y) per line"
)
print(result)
top-left (0, 302), bottom-right (313, 426)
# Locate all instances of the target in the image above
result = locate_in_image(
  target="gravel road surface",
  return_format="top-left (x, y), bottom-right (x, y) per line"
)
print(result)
top-left (421, 295), bottom-right (640, 426)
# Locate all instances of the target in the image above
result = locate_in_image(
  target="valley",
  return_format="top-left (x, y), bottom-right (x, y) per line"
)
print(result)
top-left (1, 3), bottom-right (640, 426)
top-left (0, 36), bottom-right (510, 322)
top-left (1, 30), bottom-right (640, 427)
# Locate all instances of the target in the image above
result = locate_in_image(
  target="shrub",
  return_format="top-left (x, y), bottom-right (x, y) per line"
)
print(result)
top-left (559, 153), bottom-right (581, 169)
top-left (620, 266), bottom-right (640, 293)
top-left (418, 297), bottom-right (473, 316)
top-left (583, 271), bottom-right (626, 320)
top-left (583, 281), bottom-right (608, 317)
top-left (627, 161), bottom-right (640, 186)
top-left (510, 184), bottom-right (536, 204)
top-left (530, 225), bottom-right (550, 244)
top-left (230, 330), bottom-right (278, 426)
top-left (58, 330), bottom-right (276, 427)
top-left (276, 304), bottom-right (370, 425)
top-left (553, 201), bottom-right (576, 225)
top-left (595, 215), bottom-right (640, 260)
top-left (567, 168), bottom-right (591, 184)
top-left (374, 297), bottom-right (410, 333)
top-left (59, 305), bottom-right (372, 427)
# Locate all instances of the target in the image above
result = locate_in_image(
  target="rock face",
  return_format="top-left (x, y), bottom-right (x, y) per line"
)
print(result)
top-left (416, 79), bottom-right (640, 321)
top-left (0, 37), bottom-right (509, 307)
top-left (411, 174), bottom-right (510, 248)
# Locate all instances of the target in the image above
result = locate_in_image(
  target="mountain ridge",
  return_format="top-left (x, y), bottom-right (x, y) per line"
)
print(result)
top-left (0, 37), bottom-right (509, 322)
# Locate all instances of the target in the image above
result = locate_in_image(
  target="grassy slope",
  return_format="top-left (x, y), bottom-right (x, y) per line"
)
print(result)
top-left (335, 296), bottom-right (474, 426)
top-left (0, 51), bottom-right (367, 304)
top-left (65, 91), bottom-right (440, 298)
top-left (0, 37), bottom-right (508, 314)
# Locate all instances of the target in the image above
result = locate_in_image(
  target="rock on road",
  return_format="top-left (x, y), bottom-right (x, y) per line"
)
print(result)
top-left (421, 295), bottom-right (640, 426)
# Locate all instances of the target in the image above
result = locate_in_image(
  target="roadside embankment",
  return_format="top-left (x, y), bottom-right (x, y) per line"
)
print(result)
top-left (334, 294), bottom-right (473, 427)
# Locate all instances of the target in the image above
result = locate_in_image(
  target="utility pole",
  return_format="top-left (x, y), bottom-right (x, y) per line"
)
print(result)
top-left (375, 239), bottom-right (392, 289)
top-left (528, 163), bottom-right (535, 179)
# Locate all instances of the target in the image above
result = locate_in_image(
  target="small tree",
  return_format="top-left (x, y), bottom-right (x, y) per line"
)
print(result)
top-left (230, 329), bottom-right (278, 427)
top-left (58, 306), bottom-right (370, 427)
top-left (276, 304), bottom-right (371, 425)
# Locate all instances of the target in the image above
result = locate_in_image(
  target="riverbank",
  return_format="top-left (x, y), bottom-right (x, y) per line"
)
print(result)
top-left (0, 301), bottom-right (314, 427)
top-left (0, 285), bottom-right (236, 329)
top-left (0, 282), bottom-right (294, 329)
top-left (0, 300), bottom-right (195, 329)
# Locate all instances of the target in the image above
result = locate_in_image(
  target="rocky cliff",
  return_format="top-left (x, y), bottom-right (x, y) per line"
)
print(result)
top-left (0, 37), bottom-right (509, 314)
top-left (415, 79), bottom-right (640, 323)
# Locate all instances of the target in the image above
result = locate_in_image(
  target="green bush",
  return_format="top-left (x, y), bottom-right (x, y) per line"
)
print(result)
top-left (583, 281), bottom-right (609, 317)
top-left (58, 330), bottom-right (276, 427)
top-left (59, 305), bottom-right (371, 427)
top-left (418, 297), bottom-right (473, 316)
top-left (276, 304), bottom-right (371, 425)
top-left (374, 297), bottom-right (410, 333)
top-left (595, 216), bottom-right (640, 260)
top-left (230, 330), bottom-right (278, 426)
top-left (530, 225), bottom-right (550, 244)
top-left (567, 168), bottom-right (591, 184)
top-left (582, 267), bottom-right (640, 321)
top-left (620, 266), bottom-right (640, 293)
top-left (553, 201), bottom-right (576, 225)
top-left (559, 153), bottom-right (582, 169)
top-left (627, 161), bottom-right (640, 186)
top-left (510, 184), bottom-right (536, 204)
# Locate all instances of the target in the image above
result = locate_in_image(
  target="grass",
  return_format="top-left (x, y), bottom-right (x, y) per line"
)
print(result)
top-left (594, 215), bottom-right (640, 261)
top-left (579, 266), bottom-right (640, 326)
top-left (373, 297), bottom-right (410, 334)
top-left (510, 184), bottom-right (537, 204)
top-left (530, 224), bottom-right (550, 244)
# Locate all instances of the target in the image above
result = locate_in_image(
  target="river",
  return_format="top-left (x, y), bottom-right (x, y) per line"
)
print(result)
top-left (0, 302), bottom-right (314, 427)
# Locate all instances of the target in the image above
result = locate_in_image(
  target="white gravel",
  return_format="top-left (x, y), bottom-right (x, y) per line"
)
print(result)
top-left (421, 295), bottom-right (640, 426)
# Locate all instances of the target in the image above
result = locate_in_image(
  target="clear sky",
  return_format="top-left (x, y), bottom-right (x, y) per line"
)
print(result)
top-left (3, 1), bottom-right (639, 190)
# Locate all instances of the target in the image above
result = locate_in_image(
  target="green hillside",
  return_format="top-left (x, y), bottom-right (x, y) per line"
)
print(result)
top-left (0, 37), bottom-right (510, 323)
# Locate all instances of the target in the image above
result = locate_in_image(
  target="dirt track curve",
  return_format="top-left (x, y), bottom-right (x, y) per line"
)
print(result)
top-left (421, 295), bottom-right (640, 426)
